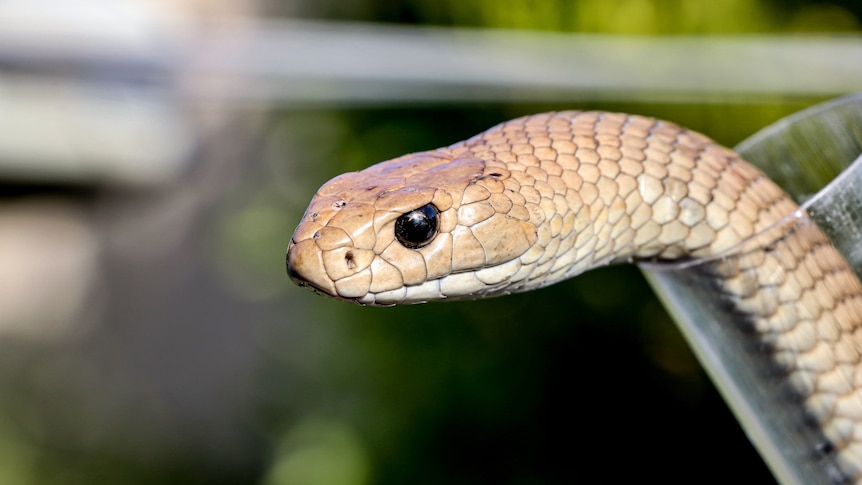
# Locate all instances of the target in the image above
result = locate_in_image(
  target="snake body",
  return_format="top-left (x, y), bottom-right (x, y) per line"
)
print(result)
top-left (287, 111), bottom-right (862, 482)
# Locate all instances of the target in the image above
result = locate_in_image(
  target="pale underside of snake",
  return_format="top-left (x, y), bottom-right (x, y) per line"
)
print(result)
top-left (286, 111), bottom-right (862, 483)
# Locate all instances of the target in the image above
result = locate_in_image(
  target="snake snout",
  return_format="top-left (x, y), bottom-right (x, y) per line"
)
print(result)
top-left (285, 240), bottom-right (303, 283)
top-left (285, 240), bottom-right (307, 287)
top-left (286, 238), bottom-right (338, 295)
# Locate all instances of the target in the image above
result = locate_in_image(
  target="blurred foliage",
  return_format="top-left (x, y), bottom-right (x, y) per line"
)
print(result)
top-left (277, 0), bottom-right (862, 33)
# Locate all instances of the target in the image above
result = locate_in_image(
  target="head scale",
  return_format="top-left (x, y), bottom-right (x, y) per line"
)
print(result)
top-left (287, 148), bottom-right (539, 306)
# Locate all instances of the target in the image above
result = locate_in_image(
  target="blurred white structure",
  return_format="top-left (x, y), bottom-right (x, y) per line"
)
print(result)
top-left (1, 6), bottom-right (861, 185)
top-left (0, 0), bottom-right (254, 186)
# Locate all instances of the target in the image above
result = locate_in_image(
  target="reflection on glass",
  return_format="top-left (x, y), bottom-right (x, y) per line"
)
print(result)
top-left (643, 94), bottom-right (862, 484)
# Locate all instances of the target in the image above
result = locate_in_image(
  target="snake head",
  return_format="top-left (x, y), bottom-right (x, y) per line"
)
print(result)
top-left (287, 149), bottom-right (539, 306)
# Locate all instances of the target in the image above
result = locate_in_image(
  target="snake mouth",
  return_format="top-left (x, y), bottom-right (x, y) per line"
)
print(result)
top-left (285, 239), bottom-right (301, 279)
top-left (286, 239), bottom-right (324, 291)
top-left (285, 242), bottom-right (304, 284)
top-left (286, 262), bottom-right (338, 301)
top-left (287, 239), bottom-right (381, 306)
top-left (286, 239), bottom-right (320, 291)
top-left (289, 276), bottom-right (380, 307)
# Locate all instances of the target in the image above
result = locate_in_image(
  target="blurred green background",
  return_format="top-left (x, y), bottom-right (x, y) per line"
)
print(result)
top-left (1, 1), bottom-right (861, 484)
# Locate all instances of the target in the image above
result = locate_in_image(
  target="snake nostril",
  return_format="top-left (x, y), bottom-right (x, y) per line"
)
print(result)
top-left (345, 251), bottom-right (356, 270)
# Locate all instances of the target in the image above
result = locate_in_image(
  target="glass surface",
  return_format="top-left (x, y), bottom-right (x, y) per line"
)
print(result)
top-left (643, 94), bottom-right (862, 484)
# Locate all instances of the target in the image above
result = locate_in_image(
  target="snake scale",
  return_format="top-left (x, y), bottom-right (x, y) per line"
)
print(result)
top-left (286, 111), bottom-right (862, 483)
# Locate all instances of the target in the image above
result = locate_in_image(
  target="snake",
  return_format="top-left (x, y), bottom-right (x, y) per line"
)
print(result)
top-left (286, 110), bottom-right (862, 483)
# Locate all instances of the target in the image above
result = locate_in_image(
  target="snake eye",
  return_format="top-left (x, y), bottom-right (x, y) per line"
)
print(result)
top-left (395, 204), bottom-right (439, 249)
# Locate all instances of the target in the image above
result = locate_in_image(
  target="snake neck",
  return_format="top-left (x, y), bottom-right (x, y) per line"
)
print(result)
top-left (451, 111), bottom-right (800, 290)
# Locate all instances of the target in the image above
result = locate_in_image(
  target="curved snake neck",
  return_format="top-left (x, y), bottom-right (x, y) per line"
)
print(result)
top-left (287, 111), bottom-right (862, 482)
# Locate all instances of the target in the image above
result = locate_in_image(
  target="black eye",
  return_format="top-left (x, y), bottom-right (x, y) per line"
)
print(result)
top-left (395, 204), bottom-right (439, 249)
